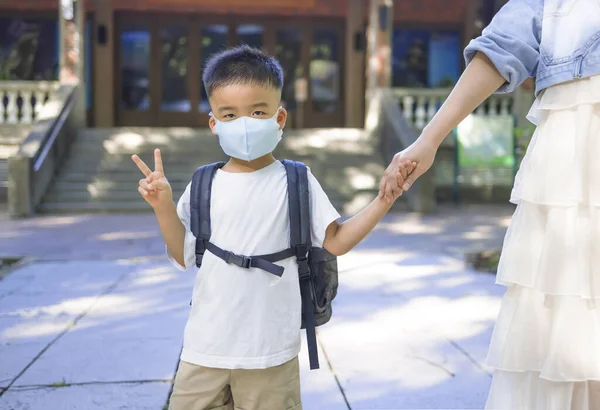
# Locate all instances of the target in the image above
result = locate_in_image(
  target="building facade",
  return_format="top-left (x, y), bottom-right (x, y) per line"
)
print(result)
top-left (0, 0), bottom-right (492, 129)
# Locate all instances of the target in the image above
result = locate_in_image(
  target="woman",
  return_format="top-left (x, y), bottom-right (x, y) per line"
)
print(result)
top-left (380, 0), bottom-right (600, 408)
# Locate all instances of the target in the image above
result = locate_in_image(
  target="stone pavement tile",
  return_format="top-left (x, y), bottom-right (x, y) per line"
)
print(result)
top-left (0, 214), bottom-right (164, 261)
top-left (14, 335), bottom-right (180, 386)
top-left (0, 260), bottom-right (188, 388)
top-left (0, 342), bottom-right (48, 387)
top-left (67, 261), bottom-right (194, 341)
top-left (315, 248), bottom-right (501, 409)
top-left (320, 324), bottom-right (491, 409)
top-left (299, 331), bottom-right (349, 410)
top-left (2, 381), bottom-right (172, 410)
top-left (0, 261), bottom-right (130, 315)
top-left (0, 314), bottom-right (75, 386)
top-left (0, 261), bottom-right (133, 390)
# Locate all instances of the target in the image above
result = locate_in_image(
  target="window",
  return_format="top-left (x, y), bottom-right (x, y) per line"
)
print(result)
top-left (0, 18), bottom-right (59, 81)
top-left (392, 28), bottom-right (460, 88)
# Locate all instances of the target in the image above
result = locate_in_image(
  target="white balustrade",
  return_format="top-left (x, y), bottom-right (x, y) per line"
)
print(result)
top-left (0, 81), bottom-right (59, 125)
top-left (392, 87), bottom-right (516, 129)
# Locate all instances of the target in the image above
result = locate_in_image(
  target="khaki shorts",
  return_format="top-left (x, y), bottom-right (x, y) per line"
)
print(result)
top-left (168, 356), bottom-right (302, 410)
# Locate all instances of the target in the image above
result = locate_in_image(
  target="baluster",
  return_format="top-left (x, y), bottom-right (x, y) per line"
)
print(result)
top-left (21, 90), bottom-right (33, 124)
top-left (6, 90), bottom-right (18, 124)
top-left (402, 96), bottom-right (414, 125)
top-left (500, 97), bottom-right (510, 115)
top-left (475, 101), bottom-right (486, 115)
top-left (415, 96), bottom-right (427, 129)
top-left (34, 90), bottom-right (48, 120)
top-left (0, 89), bottom-right (5, 124)
top-left (489, 97), bottom-right (499, 116)
top-left (427, 96), bottom-right (437, 123)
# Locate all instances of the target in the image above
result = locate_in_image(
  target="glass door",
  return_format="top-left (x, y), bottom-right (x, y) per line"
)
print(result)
top-left (157, 22), bottom-right (193, 125)
top-left (116, 15), bottom-right (345, 128)
top-left (116, 18), bottom-right (153, 126)
top-left (275, 26), bottom-right (304, 128)
top-left (272, 20), bottom-right (345, 128)
top-left (306, 23), bottom-right (345, 127)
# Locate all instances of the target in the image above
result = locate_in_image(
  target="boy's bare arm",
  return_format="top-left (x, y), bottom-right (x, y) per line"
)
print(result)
top-left (323, 160), bottom-right (414, 256)
top-left (132, 149), bottom-right (186, 266)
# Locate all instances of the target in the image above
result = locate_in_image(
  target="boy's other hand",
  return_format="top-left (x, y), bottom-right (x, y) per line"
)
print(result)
top-left (132, 149), bottom-right (173, 211)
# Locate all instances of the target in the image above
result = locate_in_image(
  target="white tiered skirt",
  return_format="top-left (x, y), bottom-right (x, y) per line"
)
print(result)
top-left (485, 75), bottom-right (600, 410)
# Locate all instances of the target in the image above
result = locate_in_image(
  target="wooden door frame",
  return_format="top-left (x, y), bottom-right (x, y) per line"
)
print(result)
top-left (114, 13), bottom-right (346, 128)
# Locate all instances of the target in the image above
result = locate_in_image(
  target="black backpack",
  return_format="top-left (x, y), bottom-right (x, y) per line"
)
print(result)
top-left (189, 159), bottom-right (338, 370)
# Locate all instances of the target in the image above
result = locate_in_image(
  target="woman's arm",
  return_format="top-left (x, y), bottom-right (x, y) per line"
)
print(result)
top-left (380, 0), bottom-right (542, 199)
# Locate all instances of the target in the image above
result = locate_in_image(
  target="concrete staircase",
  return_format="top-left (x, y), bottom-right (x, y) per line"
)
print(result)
top-left (39, 127), bottom-right (396, 214)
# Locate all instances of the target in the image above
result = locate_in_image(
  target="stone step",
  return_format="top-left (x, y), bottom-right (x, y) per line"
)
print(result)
top-left (38, 201), bottom-right (154, 213)
top-left (54, 172), bottom-right (196, 183)
top-left (77, 127), bottom-right (214, 140)
top-left (39, 127), bottom-right (392, 214)
top-left (50, 180), bottom-right (191, 192)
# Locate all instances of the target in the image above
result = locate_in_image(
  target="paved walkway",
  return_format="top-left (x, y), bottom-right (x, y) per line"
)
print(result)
top-left (0, 205), bottom-right (514, 409)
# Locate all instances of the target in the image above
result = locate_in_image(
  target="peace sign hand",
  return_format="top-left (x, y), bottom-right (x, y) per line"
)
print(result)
top-left (132, 149), bottom-right (173, 211)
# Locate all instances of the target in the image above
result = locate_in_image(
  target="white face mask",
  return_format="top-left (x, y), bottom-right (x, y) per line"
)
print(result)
top-left (211, 109), bottom-right (283, 162)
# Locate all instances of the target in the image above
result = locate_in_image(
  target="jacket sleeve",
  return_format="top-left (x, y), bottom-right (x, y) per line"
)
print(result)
top-left (464, 0), bottom-right (542, 94)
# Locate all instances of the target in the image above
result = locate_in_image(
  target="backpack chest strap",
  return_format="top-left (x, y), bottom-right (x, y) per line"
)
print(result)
top-left (202, 240), bottom-right (294, 277)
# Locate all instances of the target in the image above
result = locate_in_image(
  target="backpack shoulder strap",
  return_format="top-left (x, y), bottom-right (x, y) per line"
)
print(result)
top-left (282, 160), bottom-right (311, 252)
top-left (282, 159), bottom-right (319, 370)
top-left (190, 161), bottom-right (225, 266)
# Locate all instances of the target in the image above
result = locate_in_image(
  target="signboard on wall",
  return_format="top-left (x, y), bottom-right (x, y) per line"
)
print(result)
top-left (457, 114), bottom-right (515, 167)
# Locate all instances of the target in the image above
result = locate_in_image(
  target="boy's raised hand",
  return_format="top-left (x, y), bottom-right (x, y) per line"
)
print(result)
top-left (132, 148), bottom-right (173, 211)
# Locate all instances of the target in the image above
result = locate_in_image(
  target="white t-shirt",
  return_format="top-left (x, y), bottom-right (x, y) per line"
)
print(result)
top-left (168, 160), bottom-right (340, 369)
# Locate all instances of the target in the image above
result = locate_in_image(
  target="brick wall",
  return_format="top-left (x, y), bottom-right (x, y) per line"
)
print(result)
top-left (0, 0), bottom-right (59, 11)
top-left (112, 0), bottom-right (348, 17)
top-left (1, 0), bottom-right (470, 22)
top-left (393, 0), bottom-right (471, 25)
top-left (0, 0), bottom-right (347, 17)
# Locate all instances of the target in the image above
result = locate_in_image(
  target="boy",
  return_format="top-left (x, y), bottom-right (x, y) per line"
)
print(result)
top-left (132, 45), bottom-right (413, 410)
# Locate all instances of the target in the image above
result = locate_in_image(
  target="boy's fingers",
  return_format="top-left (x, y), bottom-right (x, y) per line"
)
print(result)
top-left (154, 149), bottom-right (164, 175)
top-left (138, 186), bottom-right (149, 197)
top-left (379, 175), bottom-right (387, 198)
top-left (139, 178), bottom-right (150, 190)
top-left (150, 179), bottom-right (169, 191)
top-left (398, 164), bottom-right (409, 180)
top-left (132, 155), bottom-right (152, 177)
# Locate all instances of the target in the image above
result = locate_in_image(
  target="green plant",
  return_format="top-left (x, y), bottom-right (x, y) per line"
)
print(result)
top-left (437, 76), bottom-right (456, 87)
top-left (514, 124), bottom-right (535, 165)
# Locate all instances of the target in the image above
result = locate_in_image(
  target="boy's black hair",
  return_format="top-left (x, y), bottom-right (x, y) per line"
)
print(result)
top-left (202, 45), bottom-right (284, 97)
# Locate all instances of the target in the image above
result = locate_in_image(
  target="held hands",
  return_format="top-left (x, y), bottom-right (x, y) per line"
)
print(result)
top-left (132, 149), bottom-right (173, 211)
top-left (380, 159), bottom-right (417, 204)
top-left (379, 139), bottom-right (438, 201)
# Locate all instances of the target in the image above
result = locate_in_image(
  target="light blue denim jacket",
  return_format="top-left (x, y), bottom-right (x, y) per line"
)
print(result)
top-left (464, 0), bottom-right (600, 95)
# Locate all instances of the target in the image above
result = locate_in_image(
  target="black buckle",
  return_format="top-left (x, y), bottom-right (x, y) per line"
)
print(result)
top-left (224, 251), bottom-right (251, 269)
top-left (297, 257), bottom-right (310, 280)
